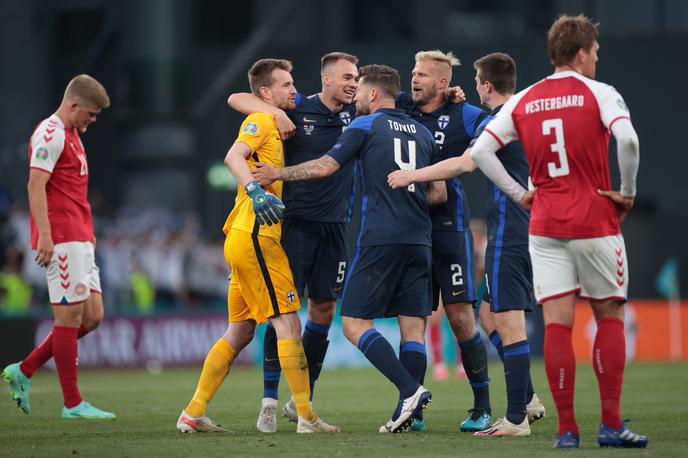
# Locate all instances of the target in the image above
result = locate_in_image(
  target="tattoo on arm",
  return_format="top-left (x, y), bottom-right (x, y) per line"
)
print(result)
top-left (279, 155), bottom-right (340, 181)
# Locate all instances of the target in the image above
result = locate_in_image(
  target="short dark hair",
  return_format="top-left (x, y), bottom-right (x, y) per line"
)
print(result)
top-left (358, 64), bottom-right (400, 99)
top-left (248, 58), bottom-right (293, 96)
top-left (547, 14), bottom-right (599, 67)
top-left (321, 52), bottom-right (358, 72)
top-left (473, 53), bottom-right (517, 95)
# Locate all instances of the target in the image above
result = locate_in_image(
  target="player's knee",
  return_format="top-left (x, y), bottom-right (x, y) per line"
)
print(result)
top-left (308, 299), bottom-right (336, 325)
top-left (342, 319), bottom-right (364, 346)
top-left (82, 308), bottom-right (104, 331)
top-left (446, 303), bottom-right (476, 340)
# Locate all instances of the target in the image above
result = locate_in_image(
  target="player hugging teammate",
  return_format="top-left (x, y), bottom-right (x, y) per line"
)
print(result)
top-left (4, 12), bottom-right (646, 451)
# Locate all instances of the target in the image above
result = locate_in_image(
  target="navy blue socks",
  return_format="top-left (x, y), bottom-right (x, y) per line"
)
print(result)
top-left (263, 323), bottom-right (280, 399)
top-left (502, 340), bottom-right (531, 424)
top-left (459, 332), bottom-right (491, 414)
top-left (489, 330), bottom-right (535, 403)
top-left (358, 329), bottom-right (417, 399)
top-left (302, 320), bottom-right (330, 400)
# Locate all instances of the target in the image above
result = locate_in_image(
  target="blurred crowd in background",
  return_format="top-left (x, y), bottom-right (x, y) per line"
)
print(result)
top-left (0, 187), bottom-right (229, 316)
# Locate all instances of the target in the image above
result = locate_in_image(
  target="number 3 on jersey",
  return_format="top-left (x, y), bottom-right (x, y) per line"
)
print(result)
top-left (542, 118), bottom-right (569, 178)
top-left (393, 138), bottom-right (416, 192)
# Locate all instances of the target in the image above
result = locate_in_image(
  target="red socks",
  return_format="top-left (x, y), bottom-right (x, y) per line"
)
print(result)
top-left (593, 318), bottom-right (625, 428)
top-left (544, 323), bottom-right (578, 435)
top-left (52, 326), bottom-right (83, 408)
top-left (20, 324), bottom-right (89, 378)
top-left (429, 321), bottom-right (443, 364)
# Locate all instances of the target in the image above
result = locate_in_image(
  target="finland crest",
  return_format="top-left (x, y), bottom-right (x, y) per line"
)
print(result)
top-left (339, 111), bottom-right (351, 125)
top-left (438, 114), bottom-right (450, 130)
top-left (286, 290), bottom-right (296, 302)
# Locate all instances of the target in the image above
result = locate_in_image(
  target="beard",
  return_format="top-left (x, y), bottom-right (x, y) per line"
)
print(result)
top-left (412, 86), bottom-right (438, 107)
top-left (355, 101), bottom-right (370, 116)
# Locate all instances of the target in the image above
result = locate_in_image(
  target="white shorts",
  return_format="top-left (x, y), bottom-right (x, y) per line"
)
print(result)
top-left (45, 241), bottom-right (101, 305)
top-left (529, 234), bottom-right (628, 303)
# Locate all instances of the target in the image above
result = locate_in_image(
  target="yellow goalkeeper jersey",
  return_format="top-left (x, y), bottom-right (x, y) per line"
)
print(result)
top-left (223, 113), bottom-right (284, 240)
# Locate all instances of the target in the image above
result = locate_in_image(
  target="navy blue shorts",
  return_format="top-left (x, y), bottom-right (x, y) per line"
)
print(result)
top-left (431, 230), bottom-right (477, 310)
top-left (340, 245), bottom-right (432, 319)
top-left (484, 243), bottom-right (536, 313)
top-left (281, 218), bottom-right (348, 300)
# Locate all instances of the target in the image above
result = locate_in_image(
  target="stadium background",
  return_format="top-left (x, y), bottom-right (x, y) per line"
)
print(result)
top-left (1, 0), bottom-right (687, 370)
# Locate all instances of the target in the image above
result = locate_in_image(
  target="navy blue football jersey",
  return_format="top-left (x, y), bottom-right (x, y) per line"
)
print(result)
top-left (327, 108), bottom-right (440, 247)
top-left (396, 92), bottom-right (487, 232)
top-left (471, 105), bottom-right (530, 247)
top-left (283, 92), bottom-right (357, 222)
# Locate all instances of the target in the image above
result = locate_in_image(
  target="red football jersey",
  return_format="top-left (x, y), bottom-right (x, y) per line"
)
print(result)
top-left (484, 71), bottom-right (631, 238)
top-left (29, 115), bottom-right (94, 249)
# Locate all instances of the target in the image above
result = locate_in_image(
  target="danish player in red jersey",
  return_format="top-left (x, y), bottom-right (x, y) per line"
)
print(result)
top-left (2, 75), bottom-right (115, 419)
top-left (470, 15), bottom-right (647, 449)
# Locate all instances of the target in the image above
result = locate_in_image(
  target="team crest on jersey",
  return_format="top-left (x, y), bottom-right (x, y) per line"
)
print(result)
top-left (75, 283), bottom-right (87, 296)
top-left (35, 147), bottom-right (49, 160)
top-left (242, 122), bottom-right (259, 135)
top-left (304, 124), bottom-right (314, 136)
top-left (286, 290), bottom-right (296, 302)
top-left (438, 115), bottom-right (450, 130)
top-left (339, 111), bottom-right (351, 125)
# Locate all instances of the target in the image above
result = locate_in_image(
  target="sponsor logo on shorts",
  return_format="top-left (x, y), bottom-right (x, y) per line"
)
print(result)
top-left (287, 290), bottom-right (296, 302)
top-left (451, 289), bottom-right (465, 297)
top-left (242, 122), bottom-right (259, 135)
top-left (35, 147), bottom-right (49, 160)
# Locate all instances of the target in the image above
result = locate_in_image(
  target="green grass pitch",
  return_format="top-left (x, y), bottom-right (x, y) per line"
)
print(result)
top-left (1, 362), bottom-right (686, 457)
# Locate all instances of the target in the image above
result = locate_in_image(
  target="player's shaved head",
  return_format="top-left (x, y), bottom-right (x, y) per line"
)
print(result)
top-left (63, 74), bottom-right (110, 109)
top-left (358, 64), bottom-right (400, 100)
top-left (248, 58), bottom-right (293, 96)
top-left (547, 14), bottom-right (599, 67)
top-left (321, 52), bottom-right (358, 73)
top-left (415, 50), bottom-right (461, 80)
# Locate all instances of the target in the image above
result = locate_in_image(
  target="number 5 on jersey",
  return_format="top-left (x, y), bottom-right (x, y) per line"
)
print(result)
top-left (393, 138), bottom-right (417, 192)
top-left (542, 118), bottom-right (569, 178)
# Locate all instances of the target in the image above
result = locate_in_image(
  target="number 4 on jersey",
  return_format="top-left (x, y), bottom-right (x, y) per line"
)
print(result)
top-left (393, 138), bottom-right (417, 192)
top-left (542, 118), bottom-right (569, 178)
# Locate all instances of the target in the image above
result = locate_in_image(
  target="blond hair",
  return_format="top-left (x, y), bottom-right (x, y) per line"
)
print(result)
top-left (64, 74), bottom-right (110, 109)
top-left (415, 50), bottom-right (461, 67)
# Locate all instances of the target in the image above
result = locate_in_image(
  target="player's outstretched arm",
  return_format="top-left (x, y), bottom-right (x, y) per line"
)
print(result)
top-left (471, 132), bottom-right (528, 207)
top-left (227, 92), bottom-right (295, 140)
top-left (27, 169), bottom-right (53, 267)
top-left (388, 153), bottom-right (477, 189)
top-left (225, 142), bottom-right (284, 225)
top-left (278, 155), bottom-right (341, 182)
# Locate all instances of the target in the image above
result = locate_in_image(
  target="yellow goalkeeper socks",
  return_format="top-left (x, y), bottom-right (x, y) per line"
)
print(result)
top-left (277, 338), bottom-right (316, 422)
top-left (186, 339), bottom-right (236, 417)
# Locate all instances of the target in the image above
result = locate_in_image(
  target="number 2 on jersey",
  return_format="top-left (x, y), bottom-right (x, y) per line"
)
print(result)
top-left (542, 118), bottom-right (569, 178)
top-left (393, 138), bottom-right (417, 192)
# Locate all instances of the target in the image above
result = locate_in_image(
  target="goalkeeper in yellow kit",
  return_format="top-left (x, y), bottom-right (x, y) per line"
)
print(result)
top-left (176, 59), bottom-right (339, 434)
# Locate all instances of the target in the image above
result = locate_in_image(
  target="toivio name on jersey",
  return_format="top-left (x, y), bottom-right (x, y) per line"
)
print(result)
top-left (387, 120), bottom-right (418, 133)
